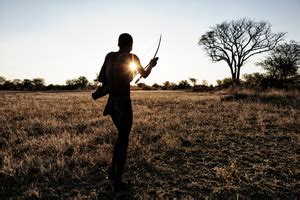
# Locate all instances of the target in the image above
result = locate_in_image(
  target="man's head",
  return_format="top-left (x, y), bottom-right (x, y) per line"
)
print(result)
top-left (118, 33), bottom-right (133, 52)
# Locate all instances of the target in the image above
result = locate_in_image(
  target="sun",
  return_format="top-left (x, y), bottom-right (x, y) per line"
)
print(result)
top-left (129, 62), bottom-right (137, 71)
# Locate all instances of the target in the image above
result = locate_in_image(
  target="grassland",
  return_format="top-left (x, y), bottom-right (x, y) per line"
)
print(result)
top-left (0, 90), bottom-right (299, 199)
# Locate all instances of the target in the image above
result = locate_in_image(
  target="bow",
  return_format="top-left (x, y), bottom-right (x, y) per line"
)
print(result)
top-left (135, 34), bottom-right (162, 84)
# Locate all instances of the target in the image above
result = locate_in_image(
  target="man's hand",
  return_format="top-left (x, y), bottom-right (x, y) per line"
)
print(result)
top-left (149, 57), bottom-right (159, 68)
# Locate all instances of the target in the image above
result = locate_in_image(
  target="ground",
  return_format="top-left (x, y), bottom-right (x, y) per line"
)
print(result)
top-left (0, 90), bottom-right (299, 199)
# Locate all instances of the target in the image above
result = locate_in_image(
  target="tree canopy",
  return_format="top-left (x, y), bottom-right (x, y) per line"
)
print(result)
top-left (199, 18), bottom-right (285, 84)
top-left (257, 40), bottom-right (299, 81)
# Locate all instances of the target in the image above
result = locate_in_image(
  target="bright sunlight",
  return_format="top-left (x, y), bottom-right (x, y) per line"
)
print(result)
top-left (129, 62), bottom-right (137, 71)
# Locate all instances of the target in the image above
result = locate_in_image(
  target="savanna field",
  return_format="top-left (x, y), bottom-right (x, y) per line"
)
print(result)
top-left (0, 90), bottom-right (299, 199)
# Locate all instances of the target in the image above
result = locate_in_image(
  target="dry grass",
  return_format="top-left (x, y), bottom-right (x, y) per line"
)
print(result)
top-left (0, 90), bottom-right (299, 199)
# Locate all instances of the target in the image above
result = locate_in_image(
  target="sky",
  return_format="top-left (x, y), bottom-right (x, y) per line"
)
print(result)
top-left (0, 0), bottom-right (300, 85)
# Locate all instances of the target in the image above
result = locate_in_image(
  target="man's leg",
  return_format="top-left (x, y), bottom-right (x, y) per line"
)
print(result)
top-left (109, 100), bottom-right (132, 188)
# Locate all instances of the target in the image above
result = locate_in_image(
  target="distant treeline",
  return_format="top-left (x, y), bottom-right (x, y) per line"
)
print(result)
top-left (134, 73), bottom-right (299, 91)
top-left (0, 76), bottom-right (92, 91)
top-left (0, 72), bottom-right (299, 92)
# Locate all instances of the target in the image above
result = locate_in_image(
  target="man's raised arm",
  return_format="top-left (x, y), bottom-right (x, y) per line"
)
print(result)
top-left (136, 56), bottom-right (159, 78)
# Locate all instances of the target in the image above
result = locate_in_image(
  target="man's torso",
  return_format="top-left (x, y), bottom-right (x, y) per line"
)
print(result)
top-left (106, 52), bottom-right (137, 97)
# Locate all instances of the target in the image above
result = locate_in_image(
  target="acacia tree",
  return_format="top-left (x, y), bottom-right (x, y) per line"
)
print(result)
top-left (189, 78), bottom-right (197, 87)
top-left (257, 40), bottom-right (299, 81)
top-left (199, 18), bottom-right (285, 84)
top-left (32, 78), bottom-right (45, 90)
top-left (76, 76), bottom-right (89, 89)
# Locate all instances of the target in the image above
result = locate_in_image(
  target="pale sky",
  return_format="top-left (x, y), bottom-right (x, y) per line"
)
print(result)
top-left (0, 0), bottom-right (299, 85)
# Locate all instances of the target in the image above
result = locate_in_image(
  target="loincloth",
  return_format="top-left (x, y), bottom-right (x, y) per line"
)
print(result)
top-left (103, 96), bottom-right (131, 122)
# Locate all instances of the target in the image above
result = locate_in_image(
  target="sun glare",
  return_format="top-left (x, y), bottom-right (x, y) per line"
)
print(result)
top-left (129, 62), bottom-right (137, 71)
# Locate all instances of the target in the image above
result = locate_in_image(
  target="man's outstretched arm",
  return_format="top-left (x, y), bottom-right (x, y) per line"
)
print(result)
top-left (136, 57), bottom-right (159, 78)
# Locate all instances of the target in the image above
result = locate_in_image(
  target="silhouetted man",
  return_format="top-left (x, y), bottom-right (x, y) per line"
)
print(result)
top-left (95, 33), bottom-right (158, 191)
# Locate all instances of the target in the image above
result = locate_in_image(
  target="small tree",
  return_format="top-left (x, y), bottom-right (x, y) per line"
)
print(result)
top-left (216, 79), bottom-right (222, 86)
top-left (163, 81), bottom-right (170, 90)
top-left (152, 83), bottom-right (161, 89)
top-left (12, 79), bottom-right (22, 90)
top-left (199, 18), bottom-right (285, 84)
top-left (66, 79), bottom-right (75, 86)
top-left (201, 80), bottom-right (208, 86)
top-left (169, 82), bottom-right (178, 90)
top-left (12, 79), bottom-right (22, 85)
top-left (32, 78), bottom-right (45, 90)
top-left (3, 80), bottom-right (16, 90)
top-left (257, 41), bottom-right (299, 81)
top-left (243, 73), bottom-right (265, 87)
top-left (66, 79), bottom-right (79, 90)
top-left (178, 80), bottom-right (191, 89)
top-left (74, 76), bottom-right (89, 89)
top-left (189, 78), bottom-right (197, 87)
top-left (216, 78), bottom-right (234, 88)
top-left (22, 79), bottom-right (33, 90)
top-left (137, 82), bottom-right (152, 90)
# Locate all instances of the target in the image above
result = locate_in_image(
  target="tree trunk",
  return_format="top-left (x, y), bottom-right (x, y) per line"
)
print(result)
top-left (231, 73), bottom-right (237, 86)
